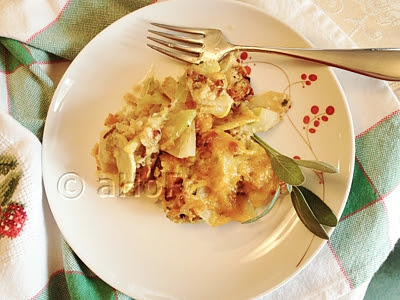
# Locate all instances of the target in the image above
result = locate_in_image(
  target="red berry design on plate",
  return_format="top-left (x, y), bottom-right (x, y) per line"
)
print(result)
top-left (0, 203), bottom-right (27, 238)
top-left (311, 105), bottom-right (319, 114)
top-left (238, 52), bottom-right (253, 74)
top-left (326, 105), bottom-right (335, 115)
top-left (300, 73), bottom-right (318, 87)
top-left (240, 51), bottom-right (248, 60)
top-left (244, 65), bottom-right (252, 75)
top-left (302, 104), bottom-right (335, 134)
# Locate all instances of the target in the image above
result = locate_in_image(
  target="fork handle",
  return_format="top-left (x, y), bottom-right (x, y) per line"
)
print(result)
top-left (234, 46), bottom-right (400, 81)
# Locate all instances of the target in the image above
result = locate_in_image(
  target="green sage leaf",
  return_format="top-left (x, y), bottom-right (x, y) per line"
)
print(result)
top-left (290, 186), bottom-right (329, 239)
top-left (243, 185), bottom-right (280, 224)
top-left (298, 186), bottom-right (337, 227)
top-left (271, 155), bottom-right (305, 186)
top-left (251, 133), bottom-right (338, 234)
top-left (294, 159), bottom-right (338, 173)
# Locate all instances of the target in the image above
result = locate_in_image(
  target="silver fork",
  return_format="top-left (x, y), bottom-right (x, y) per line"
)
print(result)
top-left (147, 23), bottom-right (400, 81)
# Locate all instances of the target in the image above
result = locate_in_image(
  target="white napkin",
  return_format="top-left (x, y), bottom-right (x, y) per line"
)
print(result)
top-left (0, 0), bottom-right (69, 42)
top-left (0, 109), bottom-right (63, 299)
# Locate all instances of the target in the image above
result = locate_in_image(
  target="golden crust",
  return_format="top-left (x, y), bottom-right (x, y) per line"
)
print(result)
top-left (157, 130), bottom-right (278, 226)
top-left (92, 52), bottom-right (289, 226)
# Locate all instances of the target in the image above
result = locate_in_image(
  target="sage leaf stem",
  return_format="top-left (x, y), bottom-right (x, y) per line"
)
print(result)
top-left (252, 134), bottom-right (280, 156)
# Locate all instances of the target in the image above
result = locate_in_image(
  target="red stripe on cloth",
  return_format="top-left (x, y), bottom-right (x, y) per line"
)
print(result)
top-left (25, 0), bottom-right (72, 44)
top-left (20, 41), bottom-right (34, 57)
top-left (339, 155), bottom-right (400, 221)
top-left (19, 41), bottom-right (38, 65)
top-left (355, 156), bottom-right (381, 197)
top-left (340, 181), bottom-right (399, 246)
top-left (340, 198), bottom-right (380, 222)
top-left (0, 59), bottom-right (70, 75)
top-left (327, 241), bottom-right (354, 290)
top-left (29, 269), bottom-right (66, 300)
top-left (339, 186), bottom-right (397, 222)
top-left (29, 268), bottom-right (99, 300)
top-left (113, 288), bottom-right (119, 300)
top-left (356, 109), bottom-right (400, 139)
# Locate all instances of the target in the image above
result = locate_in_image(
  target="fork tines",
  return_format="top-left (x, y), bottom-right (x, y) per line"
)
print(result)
top-left (150, 23), bottom-right (205, 35)
top-left (147, 23), bottom-right (205, 64)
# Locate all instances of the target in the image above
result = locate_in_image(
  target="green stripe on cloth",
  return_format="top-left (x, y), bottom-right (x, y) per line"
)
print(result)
top-left (62, 241), bottom-right (131, 300)
top-left (34, 270), bottom-right (134, 300)
top-left (356, 111), bottom-right (400, 196)
top-left (1, 37), bottom-right (58, 139)
top-left (330, 112), bottom-right (400, 289)
top-left (0, 44), bottom-right (6, 72)
top-left (66, 273), bottom-right (121, 300)
top-left (33, 272), bottom-right (71, 300)
top-left (330, 112), bottom-right (400, 288)
top-left (114, 291), bottom-right (135, 300)
top-left (23, 44), bottom-right (66, 64)
top-left (1, 38), bottom-right (35, 69)
top-left (5, 59), bottom-right (55, 139)
top-left (33, 270), bottom-right (135, 299)
top-left (0, 46), bottom-right (8, 112)
top-left (8, 69), bottom-right (52, 137)
top-left (331, 202), bottom-right (392, 288)
top-left (28, 0), bottom-right (154, 60)
top-left (1, 39), bottom-right (65, 74)
top-left (341, 161), bottom-right (379, 218)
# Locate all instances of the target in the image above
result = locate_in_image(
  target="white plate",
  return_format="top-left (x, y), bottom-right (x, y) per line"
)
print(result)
top-left (42, 0), bottom-right (355, 299)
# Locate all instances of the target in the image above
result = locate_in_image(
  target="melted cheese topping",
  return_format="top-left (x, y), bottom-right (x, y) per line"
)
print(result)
top-left (159, 130), bottom-right (278, 226)
top-left (92, 53), bottom-right (291, 226)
